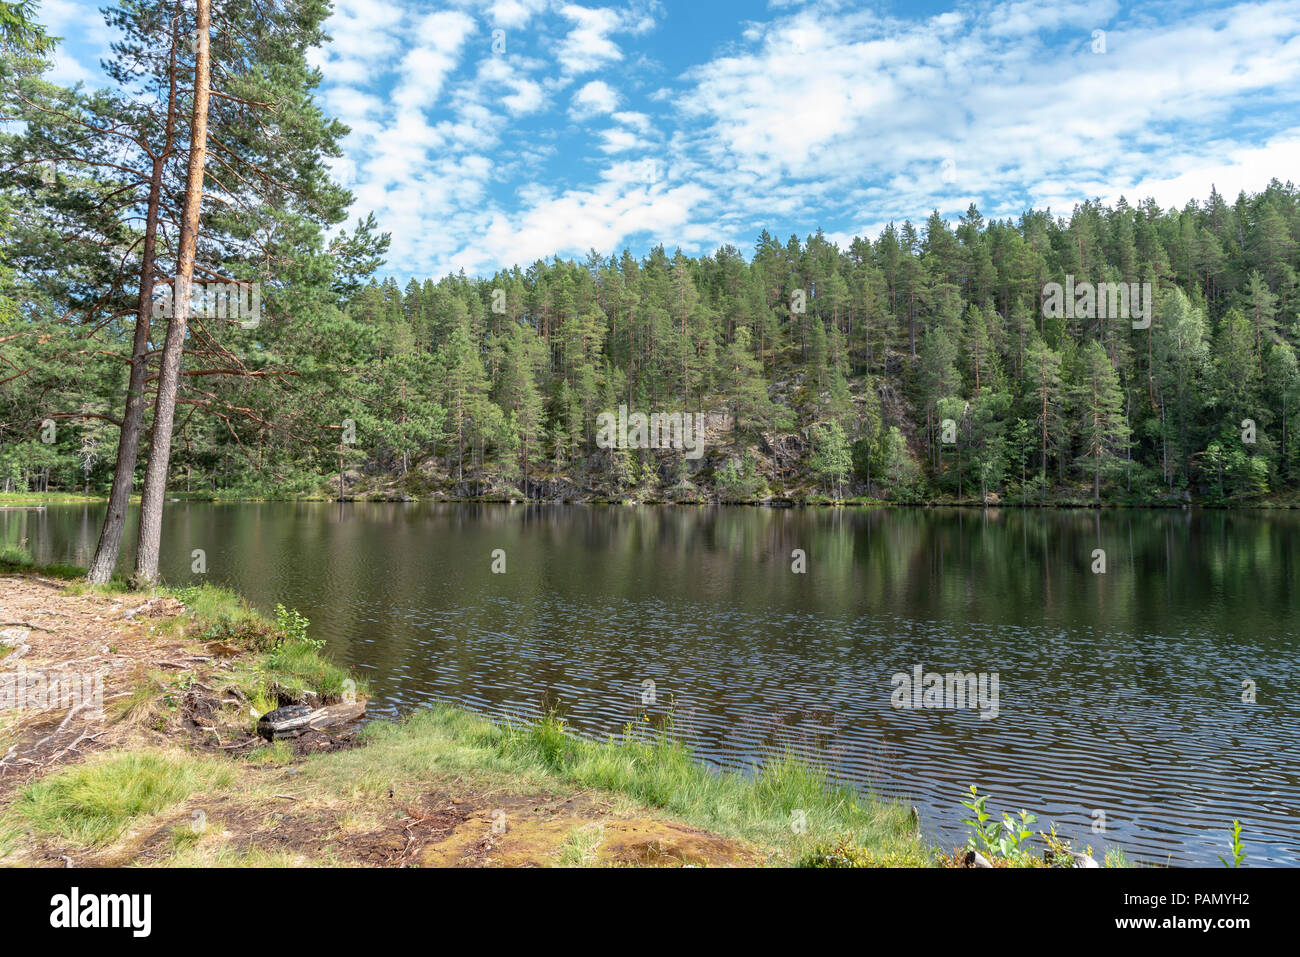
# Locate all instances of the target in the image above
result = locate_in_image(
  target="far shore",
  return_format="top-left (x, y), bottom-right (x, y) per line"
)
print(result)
top-left (4, 489), bottom-right (1299, 510)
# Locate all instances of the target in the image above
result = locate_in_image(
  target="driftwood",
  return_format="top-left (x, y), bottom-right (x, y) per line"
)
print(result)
top-left (257, 701), bottom-right (365, 740)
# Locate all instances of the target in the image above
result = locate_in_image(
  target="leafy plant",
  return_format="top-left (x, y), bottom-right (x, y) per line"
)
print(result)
top-left (960, 784), bottom-right (998, 851)
top-left (960, 784), bottom-right (1037, 862)
top-left (273, 604), bottom-right (320, 651)
top-left (1219, 819), bottom-right (1246, 867)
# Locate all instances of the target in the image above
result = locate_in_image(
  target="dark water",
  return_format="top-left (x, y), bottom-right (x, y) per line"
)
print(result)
top-left (5, 502), bottom-right (1299, 865)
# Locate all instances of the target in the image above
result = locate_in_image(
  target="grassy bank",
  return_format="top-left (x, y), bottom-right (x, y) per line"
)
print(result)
top-left (0, 543), bottom-right (85, 579)
top-left (0, 491), bottom-right (108, 505)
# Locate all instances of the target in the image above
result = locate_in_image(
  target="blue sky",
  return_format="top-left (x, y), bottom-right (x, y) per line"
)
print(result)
top-left (37, 0), bottom-right (1300, 280)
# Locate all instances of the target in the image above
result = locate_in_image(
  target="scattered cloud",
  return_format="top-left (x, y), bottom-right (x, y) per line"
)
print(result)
top-left (571, 80), bottom-right (620, 118)
top-left (36, 0), bottom-right (1300, 278)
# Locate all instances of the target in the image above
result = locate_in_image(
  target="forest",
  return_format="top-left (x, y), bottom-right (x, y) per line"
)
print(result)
top-left (3, 0), bottom-right (1300, 527)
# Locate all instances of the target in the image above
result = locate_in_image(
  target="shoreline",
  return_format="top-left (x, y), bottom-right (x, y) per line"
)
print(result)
top-left (4, 490), bottom-right (1299, 510)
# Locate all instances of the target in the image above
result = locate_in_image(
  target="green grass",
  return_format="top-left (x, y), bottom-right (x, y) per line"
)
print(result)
top-left (347, 705), bottom-right (930, 865)
top-left (558, 823), bottom-right (605, 866)
top-left (173, 584), bottom-right (269, 637)
top-left (169, 821), bottom-right (204, 851)
top-left (165, 585), bottom-right (361, 716)
top-left (246, 740), bottom-right (295, 765)
top-left (152, 844), bottom-right (318, 868)
top-left (170, 588), bottom-right (356, 713)
top-left (6, 753), bottom-right (233, 847)
top-left (0, 543), bottom-right (84, 579)
top-left (503, 714), bottom-right (927, 862)
top-left (797, 834), bottom-right (935, 867)
top-left (261, 639), bottom-right (353, 703)
top-left (0, 491), bottom-right (107, 505)
top-left (112, 671), bottom-right (171, 726)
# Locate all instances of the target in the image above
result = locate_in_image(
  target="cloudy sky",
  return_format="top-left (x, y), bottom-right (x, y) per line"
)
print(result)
top-left (37, 0), bottom-right (1300, 279)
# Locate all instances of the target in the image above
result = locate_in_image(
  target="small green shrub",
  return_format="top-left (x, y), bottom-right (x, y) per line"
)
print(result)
top-left (961, 784), bottom-right (1037, 864)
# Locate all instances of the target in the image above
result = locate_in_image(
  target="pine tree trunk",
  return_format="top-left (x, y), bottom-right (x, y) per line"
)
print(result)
top-left (85, 27), bottom-right (181, 586)
top-left (1040, 364), bottom-right (1048, 478)
top-left (134, 0), bottom-right (211, 584)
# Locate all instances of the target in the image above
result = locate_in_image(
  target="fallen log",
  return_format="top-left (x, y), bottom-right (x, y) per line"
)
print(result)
top-left (256, 704), bottom-right (312, 739)
top-left (257, 701), bottom-right (366, 740)
top-left (308, 701), bottom-right (366, 731)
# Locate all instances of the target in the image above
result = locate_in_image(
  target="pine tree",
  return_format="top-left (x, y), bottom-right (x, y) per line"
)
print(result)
top-left (1071, 342), bottom-right (1129, 500)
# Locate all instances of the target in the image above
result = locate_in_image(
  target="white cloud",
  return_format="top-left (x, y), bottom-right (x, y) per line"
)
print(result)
top-left (985, 0), bottom-right (1119, 38)
top-left (1100, 129), bottom-right (1300, 210)
top-left (479, 56), bottom-right (548, 116)
top-left (392, 11), bottom-right (477, 113)
top-left (557, 4), bottom-right (628, 74)
top-left (612, 111), bottom-right (652, 132)
top-left (571, 79), bottom-right (620, 117)
top-left (449, 179), bottom-right (711, 273)
top-left (597, 127), bottom-right (652, 153)
top-left (45, 50), bottom-right (93, 87)
top-left (310, 0), bottom-right (409, 86)
top-left (486, 0), bottom-right (550, 28)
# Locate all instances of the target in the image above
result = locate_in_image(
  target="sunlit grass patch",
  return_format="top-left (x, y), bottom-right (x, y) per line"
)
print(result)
top-left (343, 705), bottom-right (927, 865)
top-left (173, 584), bottom-right (273, 645)
top-left (152, 844), bottom-right (319, 868)
top-left (557, 823), bottom-right (604, 866)
top-left (246, 740), bottom-right (295, 765)
top-left (0, 492), bottom-right (106, 505)
top-left (264, 638), bottom-right (353, 702)
top-left (8, 752), bottom-right (233, 847)
top-left (799, 835), bottom-right (934, 867)
top-left (498, 713), bottom-right (924, 863)
top-left (171, 586), bottom-right (362, 711)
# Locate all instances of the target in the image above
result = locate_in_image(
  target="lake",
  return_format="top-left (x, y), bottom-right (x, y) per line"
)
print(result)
top-left (5, 501), bottom-right (1298, 865)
